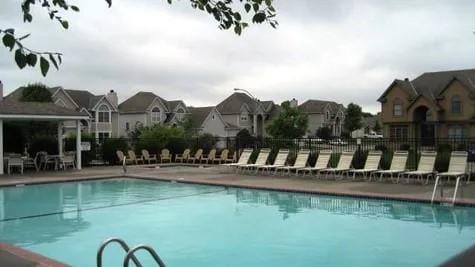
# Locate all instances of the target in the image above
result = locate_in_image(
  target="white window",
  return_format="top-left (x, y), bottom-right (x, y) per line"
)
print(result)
top-left (98, 105), bottom-right (110, 123)
top-left (390, 125), bottom-right (408, 140)
top-left (151, 107), bottom-right (161, 123)
top-left (98, 132), bottom-right (110, 140)
top-left (240, 113), bottom-right (248, 121)
top-left (451, 95), bottom-right (462, 114)
top-left (448, 125), bottom-right (464, 139)
top-left (393, 98), bottom-right (403, 117)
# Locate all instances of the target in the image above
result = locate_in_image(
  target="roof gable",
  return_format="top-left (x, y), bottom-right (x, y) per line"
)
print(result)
top-left (119, 92), bottom-right (158, 113)
top-left (216, 92), bottom-right (267, 114)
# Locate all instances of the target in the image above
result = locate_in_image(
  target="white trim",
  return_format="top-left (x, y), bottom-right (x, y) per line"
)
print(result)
top-left (97, 104), bottom-right (112, 123)
top-left (80, 107), bottom-right (92, 117)
top-left (146, 97), bottom-right (169, 113)
top-left (54, 98), bottom-right (67, 108)
top-left (0, 114), bottom-right (89, 120)
top-left (91, 96), bottom-right (118, 112)
top-left (52, 87), bottom-right (80, 109)
top-left (151, 105), bottom-right (161, 123)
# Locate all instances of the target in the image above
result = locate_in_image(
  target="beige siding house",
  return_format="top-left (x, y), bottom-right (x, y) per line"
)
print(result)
top-left (188, 106), bottom-right (239, 137)
top-left (298, 99), bottom-right (345, 137)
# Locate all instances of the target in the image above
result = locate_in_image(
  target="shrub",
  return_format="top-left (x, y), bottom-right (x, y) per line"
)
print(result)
top-left (136, 125), bottom-right (185, 154)
top-left (64, 133), bottom-right (96, 166)
top-left (193, 133), bottom-right (216, 152)
top-left (236, 129), bottom-right (255, 148)
top-left (20, 83), bottom-right (52, 102)
top-left (351, 149), bottom-right (367, 169)
top-left (102, 138), bottom-right (129, 165)
top-left (435, 151), bottom-right (451, 172)
top-left (399, 143), bottom-right (410, 150)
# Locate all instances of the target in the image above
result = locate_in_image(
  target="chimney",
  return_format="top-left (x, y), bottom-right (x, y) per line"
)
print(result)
top-left (106, 89), bottom-right (118, 108)
top-left (289, 98), bottom-right (298, 108)
top-left (0, 80), bottom-right (3, 101)
top-left (404, 78), bottom-right (409, 81)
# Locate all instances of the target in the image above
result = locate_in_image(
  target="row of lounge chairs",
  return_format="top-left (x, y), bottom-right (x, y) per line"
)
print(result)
top-left (116, 149), bottom-right (236, 165)
top-left (224, 148), bottom-right (469, 184)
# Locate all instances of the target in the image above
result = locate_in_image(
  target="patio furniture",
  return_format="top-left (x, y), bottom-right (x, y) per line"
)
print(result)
top-left (201, 149), bottom-right (216, 164)
top-left (296, 150), bottom-right (332, 177)
top-left (222, 148), bottom-right (253, 167)
top-left (142, 149), bottom-right (158, 164)
top-left (60, 154), bottom-right (76, 170)
top-left (116, 150), bottom-right (133, 165)
top-left (213, 149), bottom-right (229, 164)
top-left (175, 149), bottom-right (190, 163)
top-left (128, 150), bottom-right (144, 165)
top-left (348, 150), bottom-right (383, 180)
top-left (237, 148), bottom-right (271, 172)
top-left (275, 149), bottom-right (310, 175)
top-left (7, 155), bottom-right (24, 174)
top-left (435, 151), bottom-right (468, 183)
top-left (23, 152), bottom-right (39, 172)
top-left (373, 151), bottom-right (408, 182)
top-left (188, 149), bottom-right (203, 164)
top-left (401, 151), bottom-right (437, 184)
top-left (160, 149), bottom-right (172, 163)
top-left (319, 151), bottom-right (355, 179)
top-left (43, 153), bottom-right (60, 170)
top-left (256, 149), bottom-right (290, 175)
top-left (225, 151), bottom-right (237, 163)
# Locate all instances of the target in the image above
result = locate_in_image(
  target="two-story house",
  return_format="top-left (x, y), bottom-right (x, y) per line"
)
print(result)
top-left (118, 91), bottom-right (190, 136)
top-left (216, 92), bottom-right (276, 137)
top-left (187, 106), bottom-right (240, 137)
top-left (6, 87), bottom-right (119, 139)
top-left (297, 99), bottom-right (345, 137)
top-left (378, 68), bottom-right (475, 141)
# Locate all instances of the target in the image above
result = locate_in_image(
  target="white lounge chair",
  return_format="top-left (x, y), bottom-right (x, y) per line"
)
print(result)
top-left (201, 149), bottom-right (217, 164)
top-left (401, 151), bottom-right (437, 184)
top-left (237, 148), bottom-right (271, 173)
top-left (128, 150), bottom-right (144, 165)
top-left (256, 149), bottom-right (290, 175)
top-left (213, 149), bottom-right (229, 164)
top-left (319, 151), bottom-right (355, 179)
top-left (142, 149), bottom-right (158, 164)
top-left (348, 150), bottom-right (382, 180)
top-left (188, 149), bottom-right (203, 164)
top-left (436, 151), bottom-right (468, 183)
top-left (296, 150), bottom-right (332, 177)
top-left (275, 149), bottom-right (310, 175)
top-left (373, 151), bottom-right (408, 182)
top-left (222, 148), bottom-right (253, 167)
top-left (175, 149), bottom-right (190, 163)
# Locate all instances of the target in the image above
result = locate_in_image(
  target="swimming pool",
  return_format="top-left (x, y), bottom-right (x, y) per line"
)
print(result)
top-left (0, 178), bottom-right (474, 266)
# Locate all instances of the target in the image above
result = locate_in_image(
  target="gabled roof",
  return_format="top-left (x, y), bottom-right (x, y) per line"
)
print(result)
top-left (167, 100), bottom-right (185, 112)
top-left (119, 91), bottom-right (173, 113)
top-left (0, 99), bottom-right (88, 119)
top-left (216, 92), bottom-right (268, 115)
top-left (64, 89), bottom-right (95, 109)
top-left (378, 68), bottom-right (475, 103)
top-left (6, 86), bottom-right (59, 102)
top-left (188, 106), bottom-right (215, 129)
top-left (298, 100), bottom-right (344, 114)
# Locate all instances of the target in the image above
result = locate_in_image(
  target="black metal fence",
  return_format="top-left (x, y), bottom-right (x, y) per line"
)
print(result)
top-left (67, 136), bottom-right (475, 173)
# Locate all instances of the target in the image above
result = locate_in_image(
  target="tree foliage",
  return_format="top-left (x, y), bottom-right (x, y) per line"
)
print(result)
top-left (373, 120), bottom-right (382, 133)
top-left (344, 103), bottom-right (363, 133)
top-left (316, 126), bottom-right (332, 140)
top-left (20, 83), bottom-right (53, 102)
top-left (2, 0), bottom-right (278, 76)
top-left (266, 101), bottom-right (308, 139)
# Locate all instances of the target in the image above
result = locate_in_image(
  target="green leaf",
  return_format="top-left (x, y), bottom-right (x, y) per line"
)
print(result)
top-left (71, 5), bottom-right (80, 12)
top-left (14, 49), bottom-right (27, 69)
top-left (234, 24), bottom-right (242, 35)
top-left (26, 53), bottom-right (37, 66)
top-left (105, 0), bottom-right (112, 7)
top-left (2, 34), bottom-right (15, 51)
top-left (265, 0), bottom-right (272, 6)
top-left (40, 57), bottom-right (50, 77)
top-left (244, 3), bottom-right (251, 12)
top-left (49, 54), bottom-right (59, 70)
top-left (61, 20), bottom-right (69, 29)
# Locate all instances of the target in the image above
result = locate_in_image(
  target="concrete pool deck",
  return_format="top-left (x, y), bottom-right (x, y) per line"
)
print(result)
top-left (1, 163), bottom-right (475, 266)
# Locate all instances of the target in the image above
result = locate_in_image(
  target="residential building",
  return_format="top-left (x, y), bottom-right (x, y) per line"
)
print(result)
top-left (6, 87), bottom-right (119, 139)
top-left (187, 106), bottom-right (240, 137)
top-left (378, 68), bottom-right (475, 140)
top-left (118, 91), bottom-right (189, 137)
top-left (298, 99), bottom-right (345, 137)
top-left (216, 92), bottom-right (276, 136)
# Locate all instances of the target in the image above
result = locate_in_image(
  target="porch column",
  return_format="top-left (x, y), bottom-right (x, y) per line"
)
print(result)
top-left (253, 114), bottom-right (257, 136)
top-left (76, 120), bottom-right (82, 170)
top-left (0, 119), bottom-right (4, 175)
top-left (58, 122), bottom-right (63, 157)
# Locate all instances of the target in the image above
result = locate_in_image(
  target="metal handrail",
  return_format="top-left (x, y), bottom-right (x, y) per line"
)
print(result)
top-left (122, 156), bottom-right (127, 174)
top-left (97, 237), bottom-right (143, 267)
top-left (123, 245), bottom-right (166, 267)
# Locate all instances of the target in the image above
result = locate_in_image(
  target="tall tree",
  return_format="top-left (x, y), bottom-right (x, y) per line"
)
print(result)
top-left (266, 101), bottom-right (308, 139)
top-left (1, 0), bottom-right (278, 76)
top-left (20, 83), bottom-right (53, 102)
top-left (344, 103), bottom-right (363, 133)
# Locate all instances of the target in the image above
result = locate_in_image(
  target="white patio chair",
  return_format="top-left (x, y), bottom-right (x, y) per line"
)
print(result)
top-left (296, 150), bottom-right (332, 177)
top-left (373, 151), bottom-right (408, 183)
top-left (349, 150), bottom-right (383, 180)
top-left (402, 151), bottom-right (437, 184)
top-left (256, 149), bottom-right (290, 175)
top-left (275, 149), bottom-right (310, 176)
top-left (319, 151), bottom-right (355, 179)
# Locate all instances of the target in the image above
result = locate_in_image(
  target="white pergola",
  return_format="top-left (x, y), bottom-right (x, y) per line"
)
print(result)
top-left (0, 100), bottom-right (89, 175)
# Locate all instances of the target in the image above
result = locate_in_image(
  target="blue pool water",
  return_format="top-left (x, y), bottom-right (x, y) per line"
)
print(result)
top-left (0, 178), bottom-right (474, 267)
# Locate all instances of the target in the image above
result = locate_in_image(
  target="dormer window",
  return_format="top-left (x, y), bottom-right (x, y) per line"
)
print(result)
top-left (393, 98), bottom-right (403, 117)
top-left (151, 107), bottom-right (161, 123)
top-left (240, 113), bottom-right (248, 121)
top-left (451, 95), bottom-right (461, 114)
top-left (98, 104), bottom-right (110, 123)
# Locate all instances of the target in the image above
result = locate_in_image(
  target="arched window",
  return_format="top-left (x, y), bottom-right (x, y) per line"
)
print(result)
top-left (393, 98), bottom-right (403, 117)
top-left (451, 95), bottom-right (461, 114)
top-left (98, 104), bottom-right (110, 122)
top-left (176, 108), bottom-right (185, 114)
top-left (151, 107), bottom-right (161, 122)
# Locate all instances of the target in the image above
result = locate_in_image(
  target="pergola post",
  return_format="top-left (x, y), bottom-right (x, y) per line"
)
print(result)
top-left (253, 114), bottom-right (257, 136)
top-left (0, 119), bottom-right (3, 175)
top-left (76, 120), bottom-right (82, 170)
top-left (58, 122), bottom-right (63, 157)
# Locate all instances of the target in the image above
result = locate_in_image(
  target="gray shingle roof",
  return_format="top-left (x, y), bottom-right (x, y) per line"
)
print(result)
top-left (298, 100), bottom-right (341, 114)
top-left (0, 99), bottom-right (87, 117)
top-left (64, 89), bottom-right (95, 109)
top-left (188, 106), bottom-right (214, 128)
top-left (119, 91), bottom-right (169, 113)
top-left (216, 92), bottom-right (268, 114)
top-left (6, 86), bottom-right (59, 102)
top-left (167, 100), bottom-right (183, 111)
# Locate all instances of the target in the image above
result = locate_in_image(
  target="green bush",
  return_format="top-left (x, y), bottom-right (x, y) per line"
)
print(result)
top-left (351, 149), bottom-right (367, 169)
top-left (193, 133), bottom-right (216, 152)
top-left (102, 138), bottom-right (129, 165)
top-left (136, 125), bottom-right (185, 154)
top-left (64, 133), bottom-right (96, 166)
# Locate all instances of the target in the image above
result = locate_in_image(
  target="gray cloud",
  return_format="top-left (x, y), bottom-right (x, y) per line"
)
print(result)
top-left (1, 0), bottom-right (475, 112)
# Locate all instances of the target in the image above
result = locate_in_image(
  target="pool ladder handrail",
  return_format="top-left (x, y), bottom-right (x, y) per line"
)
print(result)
top-left (431, 175), bottom-right (463, 206)
top-left (96, 237), bottom-right (143, 267)
top-left (123, 244), bottom-right (166, 267)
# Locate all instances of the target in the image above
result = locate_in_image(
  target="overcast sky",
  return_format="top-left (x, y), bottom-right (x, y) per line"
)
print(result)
top-left (2, 0), bottom-right (475, 113)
